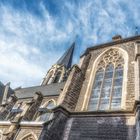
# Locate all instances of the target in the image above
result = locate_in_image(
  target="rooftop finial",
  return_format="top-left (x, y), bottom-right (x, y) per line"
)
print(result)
top-left (135, 26), bottom-right (139, 35)
top-left (112, 35), bottom-right (122, 41)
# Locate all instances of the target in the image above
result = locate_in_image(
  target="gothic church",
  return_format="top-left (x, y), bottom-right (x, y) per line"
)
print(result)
top-left (0, 35), bottom-right (140, 140)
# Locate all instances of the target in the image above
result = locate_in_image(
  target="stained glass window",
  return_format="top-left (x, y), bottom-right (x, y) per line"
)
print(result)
top-left (88, 49), bottom-right (124, 111)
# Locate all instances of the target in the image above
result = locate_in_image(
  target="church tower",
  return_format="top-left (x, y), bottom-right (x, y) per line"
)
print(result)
top-left (41, 43), bottom-right (75, 85)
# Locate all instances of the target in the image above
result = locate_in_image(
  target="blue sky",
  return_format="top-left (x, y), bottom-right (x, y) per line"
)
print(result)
top-left (0, 0), bottom-right (140, 88)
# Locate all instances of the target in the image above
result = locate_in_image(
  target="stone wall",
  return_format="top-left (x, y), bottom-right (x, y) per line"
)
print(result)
top-left (62, 115), bottom-right (136, 140)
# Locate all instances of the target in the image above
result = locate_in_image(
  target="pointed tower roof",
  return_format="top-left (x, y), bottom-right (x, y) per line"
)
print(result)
top-left (56, 42), bottom-right (75, 69)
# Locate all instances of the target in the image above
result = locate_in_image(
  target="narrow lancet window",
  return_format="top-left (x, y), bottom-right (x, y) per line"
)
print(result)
top-left (53, 71), bottom-right (61, 83)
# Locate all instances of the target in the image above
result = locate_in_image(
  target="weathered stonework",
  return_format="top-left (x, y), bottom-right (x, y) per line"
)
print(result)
top-left (39, 107), bottom-right (69, 140)
top-left (76, 41), bottom-right (136, 111)
top-left (0, 95), bottom-right (17, 121)
top-left (15, 127), bottom-right (42, 140)
top-left (22, 92), bottom-right (43, 121)
top-left (0, 35), bottom-right (140, 140)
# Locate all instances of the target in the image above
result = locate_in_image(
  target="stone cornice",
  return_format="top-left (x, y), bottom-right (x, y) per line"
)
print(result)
top-left (53, 101), bottom-right (140, 117)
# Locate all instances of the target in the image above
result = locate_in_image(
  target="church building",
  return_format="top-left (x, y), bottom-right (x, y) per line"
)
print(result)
top-left (0, 35), bottom-right (140, 140)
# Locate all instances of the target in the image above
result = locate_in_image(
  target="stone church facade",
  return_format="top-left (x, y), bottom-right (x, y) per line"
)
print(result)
top-left (0, 35), bottom-right (140, 140)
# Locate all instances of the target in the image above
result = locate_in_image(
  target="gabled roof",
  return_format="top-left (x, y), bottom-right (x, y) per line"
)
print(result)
top-left (81, 35), bottom-right (140, 57)
top-left (57, 42), bottom-right (75, 69)
top-left (15, 82), bottom-right (65, 99)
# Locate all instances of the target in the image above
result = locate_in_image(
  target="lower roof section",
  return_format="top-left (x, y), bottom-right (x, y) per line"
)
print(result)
top-left (15, 82), bottom-right (65, 99)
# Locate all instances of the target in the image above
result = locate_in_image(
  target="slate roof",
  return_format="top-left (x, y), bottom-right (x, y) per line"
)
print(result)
top-left (57, 42), bottom-right (75, 69)
top-left (15, 82), bottom-right (66, 99)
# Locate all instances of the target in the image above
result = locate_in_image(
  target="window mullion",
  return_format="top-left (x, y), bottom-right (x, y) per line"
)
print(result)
top-left (97, 67), bottom-right (106, 110)
top-left (109, 64), bottom-right (116, 110)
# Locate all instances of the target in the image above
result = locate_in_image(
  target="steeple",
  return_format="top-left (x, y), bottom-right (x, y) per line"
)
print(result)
top-left (56, 42), bottom-right (75, 69)
top-left (41, 42), bottom-right (75, 85)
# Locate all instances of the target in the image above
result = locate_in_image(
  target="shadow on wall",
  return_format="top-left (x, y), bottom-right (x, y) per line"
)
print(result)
top-left (63, 116), bottom-right (136, 140)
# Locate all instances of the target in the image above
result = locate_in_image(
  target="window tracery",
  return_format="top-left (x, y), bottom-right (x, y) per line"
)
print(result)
top-left (21, 134), bottom-right (36, 140)
top-left (88, 49), bottom-right (124, 111)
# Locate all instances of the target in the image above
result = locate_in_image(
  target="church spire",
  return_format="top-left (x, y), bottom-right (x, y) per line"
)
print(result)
top-left (41, 42), bottom-right (75, 85)
top-left (56, 42), bottom-right (75, 69)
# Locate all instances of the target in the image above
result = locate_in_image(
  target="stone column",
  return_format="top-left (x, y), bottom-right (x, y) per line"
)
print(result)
top-left (2, 82), bottom-right (10, 105)
top-left (135, 41), bottom-right (140, 100)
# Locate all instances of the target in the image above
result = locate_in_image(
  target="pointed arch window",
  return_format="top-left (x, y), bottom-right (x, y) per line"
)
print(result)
top-left (53, 71), bottom-right (61, 83)
top-left (47, 71), bottom-right (53, 85)
top-left (36, 100), bottom-right (56, 122)
top-left (88, 49), bottom-right (124, 111)
top-left (6, 102), bottom-right (23, 120)
top-left (20, 133), bottom-right (36, 140)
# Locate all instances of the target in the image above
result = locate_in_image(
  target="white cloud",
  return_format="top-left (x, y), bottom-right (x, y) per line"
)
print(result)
top-left (0, 4), bottom-right (69, 88)
top-left (0, 0), bottom-right (140, 88)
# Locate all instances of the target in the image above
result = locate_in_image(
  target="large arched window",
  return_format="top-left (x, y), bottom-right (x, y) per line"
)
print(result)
top-left (88, 49), bottom-right (124, 111)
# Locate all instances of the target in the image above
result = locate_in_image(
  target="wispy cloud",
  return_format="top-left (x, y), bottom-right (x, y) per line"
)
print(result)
top-left (0, 0), bottom-right (140, 88)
